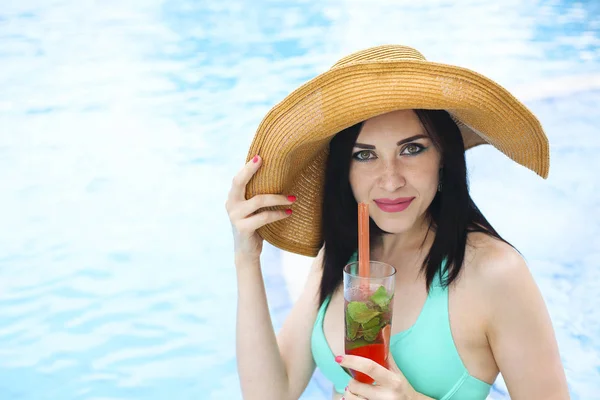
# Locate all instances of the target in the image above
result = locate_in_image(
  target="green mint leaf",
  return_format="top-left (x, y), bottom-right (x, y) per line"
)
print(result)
top-left (347, 301), bottom-right (381, 324)
top-left (361, 317), bottom-right (380, 330)
top-left (370, 286), bottom-right (392, 308)
top-left (346, 309), bottom-right (360, 340)
top-left (348, 322), bottom-right (359, 340)
top-left (362, 325), bottom-right (380, 341)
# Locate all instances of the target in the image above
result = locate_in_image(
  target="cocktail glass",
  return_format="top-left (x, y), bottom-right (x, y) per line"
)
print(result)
top-left (343, 260), bottom-right (396, 384)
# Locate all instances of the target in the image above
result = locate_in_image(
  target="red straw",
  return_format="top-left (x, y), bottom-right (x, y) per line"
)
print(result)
top-left (358, 202), bottom-right (370, 286)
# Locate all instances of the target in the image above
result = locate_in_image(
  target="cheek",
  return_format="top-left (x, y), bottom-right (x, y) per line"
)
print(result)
top-left (409, 156), bottom-right (440, 194)
top-left (348, 166), bottom-right (363, 199)
top-left (348, 164), bottom-right (376, 201)
top-left (416, 168), bottom-right (439, 190)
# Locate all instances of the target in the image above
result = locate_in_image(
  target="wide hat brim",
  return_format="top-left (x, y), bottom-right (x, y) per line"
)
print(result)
top-left (245, 45), bottom-right (549, 257)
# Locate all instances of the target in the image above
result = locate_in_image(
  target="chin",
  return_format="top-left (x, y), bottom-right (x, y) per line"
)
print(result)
top-left (371, 214), bottom-right (416, 235)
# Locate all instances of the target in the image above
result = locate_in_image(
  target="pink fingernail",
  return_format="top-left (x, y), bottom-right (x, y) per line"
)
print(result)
top-left (287, 195), bottom-right (297, 202)
top-left (252, 155), bottom-right (259, 163)
top-left (335, 355), bottom-right (343, 363)
top-left (285, 209), bottom-right (293, 215)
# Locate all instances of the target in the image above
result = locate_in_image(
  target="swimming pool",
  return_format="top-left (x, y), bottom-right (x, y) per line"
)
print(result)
top-left (0, 0), bottom-right (598, 399)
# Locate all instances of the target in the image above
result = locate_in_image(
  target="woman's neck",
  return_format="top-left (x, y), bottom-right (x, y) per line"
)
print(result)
top-left (371, 216), bottom-right (434, 273)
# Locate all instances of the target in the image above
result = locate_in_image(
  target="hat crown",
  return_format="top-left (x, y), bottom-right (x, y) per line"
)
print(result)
top-left (331, 45), bottom-right (427, 69)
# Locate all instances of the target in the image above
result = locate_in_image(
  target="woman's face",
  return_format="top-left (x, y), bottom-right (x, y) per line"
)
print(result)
top-left (349, 109), bottom-right (442, 234)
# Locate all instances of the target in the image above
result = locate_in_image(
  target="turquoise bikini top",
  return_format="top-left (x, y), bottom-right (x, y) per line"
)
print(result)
top-left (310, 254), bottom-right (492, 399)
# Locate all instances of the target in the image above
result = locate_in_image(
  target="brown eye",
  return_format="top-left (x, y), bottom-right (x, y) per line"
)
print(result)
top-left (353, 150), bottom-right (375, 161)
top-left (401, 143), bottom-right (425, 155)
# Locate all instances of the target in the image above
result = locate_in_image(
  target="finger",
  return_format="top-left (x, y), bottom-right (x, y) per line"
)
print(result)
top-left (230, 194), bottom-right (296, 221)
top-left (236, 209), bottom-right (291, 234)
top-left (346, 379), bottom-right (380, 400)
top-left (229, 154), bottom-right (262, 202)
top-left (386, 351), bottom-right (404, 377)
top-left (341, 388), bottom-right (366, 400)
top-left (337, 355), bottom-right (395, 387)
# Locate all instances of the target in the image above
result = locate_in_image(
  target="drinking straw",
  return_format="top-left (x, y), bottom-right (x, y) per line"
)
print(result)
top-left (358, 202), bottom-right (370, 286)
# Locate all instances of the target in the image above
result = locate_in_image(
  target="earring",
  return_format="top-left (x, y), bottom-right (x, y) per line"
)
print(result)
top-left (438, 168), bottom-right (443, 192)
top-left (438, 182), bottom-right (442, 192)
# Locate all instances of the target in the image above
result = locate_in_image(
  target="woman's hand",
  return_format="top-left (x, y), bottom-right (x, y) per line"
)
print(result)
top-left (225, 155), bottom-right (296, 263)
top-left (336, 353), bottom-right (434, 400)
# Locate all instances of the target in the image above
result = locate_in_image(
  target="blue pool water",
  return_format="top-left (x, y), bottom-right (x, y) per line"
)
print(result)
top-left (0, 1), bottom-right (598, 399)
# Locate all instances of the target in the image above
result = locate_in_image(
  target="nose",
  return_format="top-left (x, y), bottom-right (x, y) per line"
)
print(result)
top-left (377, 160), bottom-right (406, 192)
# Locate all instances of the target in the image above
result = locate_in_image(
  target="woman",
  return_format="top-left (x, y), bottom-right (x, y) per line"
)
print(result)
top-left (227, 45), bottom-right (569, 400)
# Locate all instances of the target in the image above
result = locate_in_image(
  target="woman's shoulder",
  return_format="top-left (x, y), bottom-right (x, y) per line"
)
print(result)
top-left (462, 235), bottom-right (566, 397)
top-left (465, 232), bottom-right (529, 280)
top-left (463, 232), bottom-right (538, 313)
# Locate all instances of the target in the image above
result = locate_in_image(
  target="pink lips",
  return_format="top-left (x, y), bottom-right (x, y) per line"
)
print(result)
top-left (373, 197), bottom-right (414, 213)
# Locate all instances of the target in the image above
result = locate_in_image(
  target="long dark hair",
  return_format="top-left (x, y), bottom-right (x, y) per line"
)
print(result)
top-left (318, 109), bottom-right (511, 306)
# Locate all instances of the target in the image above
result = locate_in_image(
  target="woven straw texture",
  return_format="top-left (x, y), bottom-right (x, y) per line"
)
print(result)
top-left (245, 45), bottom-right (549, 257)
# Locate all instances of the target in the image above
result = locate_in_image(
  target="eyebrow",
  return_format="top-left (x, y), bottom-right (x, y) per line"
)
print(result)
top-left (354, 134), bottom-right (429, 149)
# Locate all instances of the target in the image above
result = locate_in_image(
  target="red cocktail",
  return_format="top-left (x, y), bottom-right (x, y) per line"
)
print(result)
top-left (343, 261), bottom-right (395, 384)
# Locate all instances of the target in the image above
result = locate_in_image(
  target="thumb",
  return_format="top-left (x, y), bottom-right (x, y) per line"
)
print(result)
top-left (387, 351), bottom-right (418, 396)
top-left (387, 351), bottom-right (405, 377)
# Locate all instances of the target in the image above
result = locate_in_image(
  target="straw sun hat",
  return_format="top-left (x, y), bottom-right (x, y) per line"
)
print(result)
top-left (245, 44), bottom-right (549, 257)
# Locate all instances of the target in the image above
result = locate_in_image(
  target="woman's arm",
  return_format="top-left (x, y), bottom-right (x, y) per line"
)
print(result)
top-left (229, 155), bottom-right (321, 400)
top-left (236, 255), bottom-right (292, 399)
top-left (482, 246), bottom-right (570, 400)
top-left (236, 248), bottom-right (325, 400)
